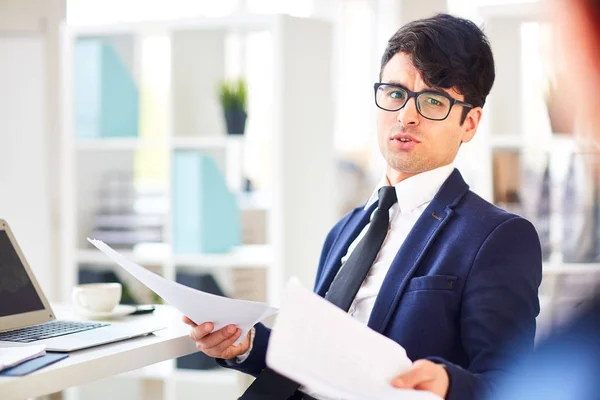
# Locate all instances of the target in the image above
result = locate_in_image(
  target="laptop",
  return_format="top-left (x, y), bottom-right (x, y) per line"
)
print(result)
top-left (0, 219), bottom-right (164, 352)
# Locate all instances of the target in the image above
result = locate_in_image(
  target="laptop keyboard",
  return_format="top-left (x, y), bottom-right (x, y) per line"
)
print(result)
top-left (0, 320), bottom-right (109, 343)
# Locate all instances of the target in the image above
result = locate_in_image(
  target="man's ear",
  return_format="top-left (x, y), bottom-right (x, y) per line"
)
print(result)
top-left (460, 107), bottom-right (482, 144)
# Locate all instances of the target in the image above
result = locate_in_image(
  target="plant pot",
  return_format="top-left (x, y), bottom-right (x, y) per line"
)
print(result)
top-left (224, 110), bottom-right (247, 135)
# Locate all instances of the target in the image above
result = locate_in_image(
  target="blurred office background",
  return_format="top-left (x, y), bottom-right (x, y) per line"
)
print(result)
top-left (1, 0), bottom-right (598, 398)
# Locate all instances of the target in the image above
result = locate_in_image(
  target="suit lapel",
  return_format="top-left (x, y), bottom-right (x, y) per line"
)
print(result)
top-left (315, 203), bottom-right (377, 296)
top-left (367, 169), bottom-right (469, 333)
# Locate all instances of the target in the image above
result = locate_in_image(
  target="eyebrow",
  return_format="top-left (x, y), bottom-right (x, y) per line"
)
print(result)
top-left (383, 80), bottom-right (452, 97)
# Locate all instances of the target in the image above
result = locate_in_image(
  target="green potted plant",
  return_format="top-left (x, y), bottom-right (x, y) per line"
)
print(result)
top-left (218, 77), bottom-right (248, 135)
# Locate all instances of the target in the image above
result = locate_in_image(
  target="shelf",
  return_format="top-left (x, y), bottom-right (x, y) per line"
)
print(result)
top-left (237, 191), bottom-right (272, 211)
top-left (76, 137), bottom-right (166, 151)
top-left (542, 262), bottom-right (600, 275)
top-left (171, 136), bottom-right (244, 150)
top-left (173, 244), bottom-right (273, 268)
top-left (76, 244), bottom-right (273, 269)
top-left (77, 248), bottom-right (169, 266)
top-left (489, 133), bottom-right (576, 152)
top-left (489, 134), bottom-right (523, 150)
top-left (75, 135), bottom-right (246, 152)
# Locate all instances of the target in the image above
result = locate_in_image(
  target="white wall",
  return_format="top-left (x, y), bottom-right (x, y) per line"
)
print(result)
top-left (0, 0), bottom-right (66, 300)
top-left (0, 36), bottom-right (52, 295)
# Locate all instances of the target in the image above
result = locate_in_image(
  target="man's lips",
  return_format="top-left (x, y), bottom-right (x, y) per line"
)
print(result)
top-left (390, 134), bottom-right (421, 143)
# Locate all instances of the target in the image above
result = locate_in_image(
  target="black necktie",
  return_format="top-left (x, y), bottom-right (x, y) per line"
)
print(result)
top-left (239, 186), bottom-right (398, 400)
top-left (325, 186), bottom-right (397, 310)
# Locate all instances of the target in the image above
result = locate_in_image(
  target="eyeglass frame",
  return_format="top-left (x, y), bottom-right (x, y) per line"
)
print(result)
top-left (373, 82), bottom-right (474, 121)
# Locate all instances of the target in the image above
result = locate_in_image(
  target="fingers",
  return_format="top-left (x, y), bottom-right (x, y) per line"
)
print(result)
top-left (185, 321), bottom-right (246, 359)
top-left (182, 315), bottom-right (197, 327)
top-left (198, 325), bottom-right (239, 350)
top-left (391, 360), bottom-right (435, 388)
top-left (213, 328), bottom-right (242, 355)
top-left (391, 360), bottom-right (449, 399)
top-left (189, 322), bottom-right (214, 341)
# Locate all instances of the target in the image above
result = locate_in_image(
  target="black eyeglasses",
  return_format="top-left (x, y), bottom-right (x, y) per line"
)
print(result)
top-left (373, 82), bottom-right (474, 121)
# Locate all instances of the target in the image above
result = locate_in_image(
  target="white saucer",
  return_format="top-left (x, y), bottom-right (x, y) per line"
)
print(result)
top-left (76, 304), bottom-right (137, 320)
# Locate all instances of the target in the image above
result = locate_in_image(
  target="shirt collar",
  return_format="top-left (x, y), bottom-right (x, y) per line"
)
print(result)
top-left (365, 164), bottom-right (455, 213)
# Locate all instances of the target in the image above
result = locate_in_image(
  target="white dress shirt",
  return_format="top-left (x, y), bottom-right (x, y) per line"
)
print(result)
top-left (238, 164), bottom-right (454, 399)
top-left (344, 164), bottom-right (454, 323)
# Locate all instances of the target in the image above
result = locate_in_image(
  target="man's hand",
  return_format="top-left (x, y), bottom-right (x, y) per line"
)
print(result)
top-left (182, 315), bottom-right (251, 360)
top-left (391, 359), bottom-right (449, 399)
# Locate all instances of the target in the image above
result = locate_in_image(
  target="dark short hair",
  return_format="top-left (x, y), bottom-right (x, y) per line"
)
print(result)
top-left (380, 13), bottom-right (495, 123)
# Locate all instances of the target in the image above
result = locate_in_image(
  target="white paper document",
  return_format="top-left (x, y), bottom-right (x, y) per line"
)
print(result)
top-left (88, 239), bottom-right (278, 345)
top-left (0, 345), bottom-right (46, 372)
top-left (267, 278), bottom-right (442, 400)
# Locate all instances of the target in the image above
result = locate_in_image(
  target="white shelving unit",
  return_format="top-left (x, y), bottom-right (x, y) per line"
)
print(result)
top-left (59, 13), bottom-right (337, 400)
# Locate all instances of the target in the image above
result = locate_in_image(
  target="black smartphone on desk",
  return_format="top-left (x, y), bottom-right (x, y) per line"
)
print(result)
top-left (131, 305), bottom-right (156, 315)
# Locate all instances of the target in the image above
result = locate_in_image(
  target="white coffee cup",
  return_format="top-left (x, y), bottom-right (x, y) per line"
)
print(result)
top-left (72, 283), bottom-right (122, 313)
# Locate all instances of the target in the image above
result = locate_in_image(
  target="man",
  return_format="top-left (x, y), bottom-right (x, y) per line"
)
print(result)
top-left (184, 14), bottom-right (542, 400)
top-left (487, 0), bottom-right (600, 398)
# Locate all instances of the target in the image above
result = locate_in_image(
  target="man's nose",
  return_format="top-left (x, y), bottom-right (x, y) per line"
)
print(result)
top-left (397, 97), bottom-right (419, 126)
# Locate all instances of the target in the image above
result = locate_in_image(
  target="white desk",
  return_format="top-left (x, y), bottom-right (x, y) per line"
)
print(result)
top-left (0, 304), bottom-right (199, 400)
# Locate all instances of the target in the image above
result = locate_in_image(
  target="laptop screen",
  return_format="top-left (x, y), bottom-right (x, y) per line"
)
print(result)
top-left (0, 230), bottom-right (45, 317)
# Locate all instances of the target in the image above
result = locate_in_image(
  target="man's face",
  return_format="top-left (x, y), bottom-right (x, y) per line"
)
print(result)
top-left (376, 52), bottom-right (481, 183)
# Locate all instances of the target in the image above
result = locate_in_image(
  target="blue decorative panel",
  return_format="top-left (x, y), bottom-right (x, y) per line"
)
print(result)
top-left (74, 40), bottom-right (101, 138)
top-left (172, 151), bottom-right (240, 254)
top-left (75, 39), bottom-right (139, 138)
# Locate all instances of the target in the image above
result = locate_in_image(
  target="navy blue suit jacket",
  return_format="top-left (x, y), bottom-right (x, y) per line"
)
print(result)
top-left (219, 169), bottom-right (543, 400)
